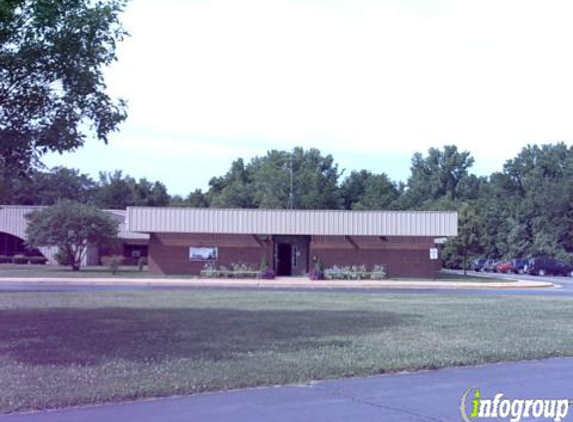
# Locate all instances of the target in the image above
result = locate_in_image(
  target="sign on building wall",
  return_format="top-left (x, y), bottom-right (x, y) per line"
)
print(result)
top-left (429, 248), bottom-right (438, 260)
top-left (189, 247), bottom-right (218, 261)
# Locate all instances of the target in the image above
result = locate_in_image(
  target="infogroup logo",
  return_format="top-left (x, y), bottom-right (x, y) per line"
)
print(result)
top-left (460, 388), bottom-right (571, 422)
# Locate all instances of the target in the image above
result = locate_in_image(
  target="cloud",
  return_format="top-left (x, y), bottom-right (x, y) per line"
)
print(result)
top-left (45, 0), bottom-right (573, 193)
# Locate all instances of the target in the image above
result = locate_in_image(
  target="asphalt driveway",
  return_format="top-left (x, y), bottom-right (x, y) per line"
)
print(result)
top-left (2, 358), bottom-right (572, 422)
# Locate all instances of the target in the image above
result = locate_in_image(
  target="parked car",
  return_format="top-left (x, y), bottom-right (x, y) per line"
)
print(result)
top-left (496, 261), bottom-right (512, 274)
top-left (526, 257), bottom-right (573, 276)
top-left (483, 259), bottom-right (501, 272)
top-left (472, 258), bottom-right (487, 272)
top-left (510, 258), bottom-right (528, 274)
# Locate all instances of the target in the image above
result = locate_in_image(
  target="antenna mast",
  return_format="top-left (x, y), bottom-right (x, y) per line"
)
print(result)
top-left (288, 153), bottom-right (294, 209)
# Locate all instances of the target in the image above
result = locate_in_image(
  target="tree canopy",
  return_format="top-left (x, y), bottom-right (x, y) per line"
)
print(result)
top-left (25, 200), bottom-right (119, 270)
top-left (3, 142), bottom-right (573, 266)
top-left (0, 0), bottom-right (128, 174)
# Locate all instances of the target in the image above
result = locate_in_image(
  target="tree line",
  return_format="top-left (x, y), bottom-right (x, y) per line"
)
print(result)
top-left (2, 143), bottom-right (573, 266)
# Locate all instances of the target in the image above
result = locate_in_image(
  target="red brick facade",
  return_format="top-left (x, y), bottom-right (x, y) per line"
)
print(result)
top-left (148, 233), bottom-right (273, 275)
top-left (148, 232), bottom-right (441, 278)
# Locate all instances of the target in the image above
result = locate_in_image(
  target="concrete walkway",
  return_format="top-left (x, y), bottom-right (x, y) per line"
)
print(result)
top-left (0, 276), bottom-right (553, 290)
top-left (3, 358), bottom-right (572, 421)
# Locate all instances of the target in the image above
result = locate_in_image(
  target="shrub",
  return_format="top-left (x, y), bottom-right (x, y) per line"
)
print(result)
top-left (314, 264), bottom-right (387, 280)
top-left (54, 249), bottom-right (73, 266)
top-left (230, 262), bottom-right (258, 279)
top-left (324, 265), bottom-right (368, 280)
top-left (12, 255), bottom-right (29, 264)
top-left (137, 256), bottom-right (147, 272)
top-left (309, 259), bottom-right (325, 280)
top-left (200, 262), bottom-right (217, 278)
top-left (370, 265), bottom-right (387, 280)
top-left (259, 255), bottom-right (269, 272)
top-left (101, 255), bottom-right (123, 274)
top-left (200, 262), bottom-right (261, 279)
top-left (258, 269), bottom-right (276, 280)
top-left (0, 255), bottom-right (11, 264)
top-left (28, 256), bottom-right (48, 265)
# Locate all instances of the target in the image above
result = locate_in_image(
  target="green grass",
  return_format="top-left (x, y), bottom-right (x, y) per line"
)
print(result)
top-left (421, 271), bottom-right (514, 283)
top-left (0, 264), bottom-right (196, 279)
top-left (0, 265), bottom-right (507, 283)
top-left (0, 290), bottom-right (572, 413)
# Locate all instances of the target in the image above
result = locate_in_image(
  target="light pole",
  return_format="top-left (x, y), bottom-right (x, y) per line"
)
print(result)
top-left (288, 153), bottom-right (294, 209)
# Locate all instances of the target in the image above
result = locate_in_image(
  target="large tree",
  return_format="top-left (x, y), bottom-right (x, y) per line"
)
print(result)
top-left (340, 170), bottom-right (399, 210)
top-left (25, 200), bottom-right (119, 270)
top-left (212, 147), bottom-right (342, 210)
top-left (3, 166), bottom-right (97, 205)
top-left (397, 145), bottom-right (475, 210)
top-left (95, 171), bottom-right (170, 208)
top-left (0, 0), bottom-right (128, 174)
top-left (443, 202), bottom-right (482, 275)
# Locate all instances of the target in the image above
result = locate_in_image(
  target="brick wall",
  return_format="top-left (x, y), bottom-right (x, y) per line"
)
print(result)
top-left (309, 247), bottom-right (441, 278)
top-left (148, 233), bottom-right (271, 275)
top-left (148, 233), bottom-right (441, 278)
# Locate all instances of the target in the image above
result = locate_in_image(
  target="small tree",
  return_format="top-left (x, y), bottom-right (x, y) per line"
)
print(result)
top-left (446, 203), bottom-right (482, 276)
top-left (25, 200), bottom-right (119, 271)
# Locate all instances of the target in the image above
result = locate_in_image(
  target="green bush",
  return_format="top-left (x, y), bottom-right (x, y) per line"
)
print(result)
top-left (28, 256), bottom-right (48, 265)
top-left (137, 256), bottom-right (147, 272)
top-left (369, 265), bottom-right (387, 280)
top-left (200, 262), bottom-right (260, 279)
top-left (54, 249), bottom-right (73, 266)
top-left (309, 259), bottom-right (325, 280)
top-left (324, 265), bottom-right (368, 280)
top-left (0, 255), bottom-right (11, 264)
top-left (101, 255), bottom-right (123, 275)
top-left (320, 264), bottom-right (387, 280)
top-left (12, 255), bottom-right (29, 264)
top-left (260, 255), bottom-right (269, 272)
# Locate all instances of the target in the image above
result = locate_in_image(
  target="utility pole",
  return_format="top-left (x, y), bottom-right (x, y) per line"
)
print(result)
top-left (288, 153), bottom-right (294, 209)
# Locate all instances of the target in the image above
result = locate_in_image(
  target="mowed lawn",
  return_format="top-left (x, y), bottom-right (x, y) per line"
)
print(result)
top-left (1, 290), bottom-right (573, 413)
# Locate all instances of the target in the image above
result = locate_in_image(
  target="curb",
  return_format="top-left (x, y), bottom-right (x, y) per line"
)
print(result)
top-left (0, 277), bottom-right (554, 290)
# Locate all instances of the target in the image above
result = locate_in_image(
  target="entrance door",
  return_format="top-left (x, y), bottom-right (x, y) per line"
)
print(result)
top-left (277, 243), bottom-right (292, 276)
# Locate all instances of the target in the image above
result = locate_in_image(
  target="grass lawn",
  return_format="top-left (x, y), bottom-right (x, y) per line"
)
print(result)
top-left (0, 290), bottom-right (572, 413)
top-left (0, 264), bottom-right (503, 282)
top-left (0, 264), bottom-right (193, 279)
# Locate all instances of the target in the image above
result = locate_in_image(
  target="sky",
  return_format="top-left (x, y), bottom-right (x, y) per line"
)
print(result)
top-left (43, 0), bottom-right (573, 196)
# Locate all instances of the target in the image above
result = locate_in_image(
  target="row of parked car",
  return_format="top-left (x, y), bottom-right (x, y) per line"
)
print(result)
top-left (472, 257), bottom-right (573, 277)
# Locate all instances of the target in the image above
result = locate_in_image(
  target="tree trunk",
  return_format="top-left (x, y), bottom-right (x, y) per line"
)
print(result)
top-left (72, 258), bottom-right (81, 271)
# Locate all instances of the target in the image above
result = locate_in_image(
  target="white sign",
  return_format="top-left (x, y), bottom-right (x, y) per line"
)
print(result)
top-left (429, 248), bottom-right (438, 260)
top-left (189, 247), bottom-right (218, 261)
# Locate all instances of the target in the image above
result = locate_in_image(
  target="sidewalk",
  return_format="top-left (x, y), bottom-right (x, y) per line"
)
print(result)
top-left (2, 358), bottom-right (571, 421)
top-left (0, 276), bottom-right (553, 289)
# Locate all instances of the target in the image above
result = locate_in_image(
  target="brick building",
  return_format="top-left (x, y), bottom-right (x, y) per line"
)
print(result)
top-left (128, 208), bottom-right (458, 278)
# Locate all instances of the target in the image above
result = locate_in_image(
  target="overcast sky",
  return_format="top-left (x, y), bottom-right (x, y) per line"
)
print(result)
top-left (43, 0), bottom-right (573, 195)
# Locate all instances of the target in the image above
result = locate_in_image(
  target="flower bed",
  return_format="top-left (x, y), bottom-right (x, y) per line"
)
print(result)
top-left (313, 264), bottom-right (387, 280)
top-left (200, 262), bottom-right (276, 279)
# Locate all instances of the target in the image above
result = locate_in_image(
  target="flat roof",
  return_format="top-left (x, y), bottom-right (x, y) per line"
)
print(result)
top-left (127, 207), bottom-right (458, 237)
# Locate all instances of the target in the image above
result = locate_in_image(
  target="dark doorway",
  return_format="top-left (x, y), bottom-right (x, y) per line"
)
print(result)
top-left (276, 243), bottom-right (292, 276)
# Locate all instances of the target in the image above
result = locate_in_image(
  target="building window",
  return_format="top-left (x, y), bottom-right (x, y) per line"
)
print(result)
top-left (293, 246), bottom-right (299, 268)
top-left (189, 247), bottom-right (218, 261)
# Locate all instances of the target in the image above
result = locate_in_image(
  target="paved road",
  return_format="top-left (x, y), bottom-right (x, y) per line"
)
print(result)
top-left (0, 274), bottom-right (572, 296)
top-left (2, 358), bottom-right (572, 422)
top-left (447, 269), bottom-right (573, 296)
